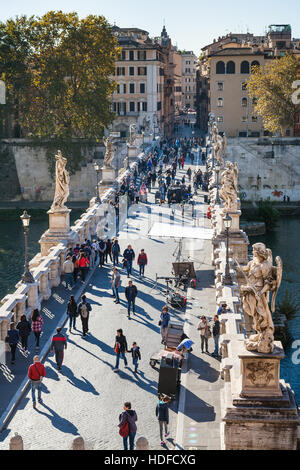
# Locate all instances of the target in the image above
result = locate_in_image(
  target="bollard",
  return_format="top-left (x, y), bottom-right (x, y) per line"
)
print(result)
top-left (9, 434), bottom-right (23, 450)
top-left (136, 437), bottom-right (149, 450)
top-left (72, 436), bottom-right (85, 450)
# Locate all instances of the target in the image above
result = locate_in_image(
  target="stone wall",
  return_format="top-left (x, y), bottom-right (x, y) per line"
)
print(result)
top-left (0, 143), bottom-right (21, 200)
top-left (226, 137), bottom-right (300, 202)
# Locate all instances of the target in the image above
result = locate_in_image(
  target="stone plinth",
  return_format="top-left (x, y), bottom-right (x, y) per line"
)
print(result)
top-left (101, 167), bottom-right (117, 187)
top-left (39, 209), bottom-right (77, 257)
top-left (239, 344), bottom-right (284, 398)
top-left (127, 145), bottom-right (138, 159)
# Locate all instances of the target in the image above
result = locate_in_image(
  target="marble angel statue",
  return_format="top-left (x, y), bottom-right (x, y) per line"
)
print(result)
top-left (103, 135), bottom-right (115, 168)
top-left (220, 162), bottom-right (238, 212)
top-left (51, 150), bottom-right (70, 211)
top-left (129, 124), bottom-right (137, 146)
top-left (237, 243), bottom-right (283, 354)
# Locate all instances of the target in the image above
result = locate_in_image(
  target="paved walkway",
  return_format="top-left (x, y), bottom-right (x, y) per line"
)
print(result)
top-left (0, 145), bottom-right (222, 450)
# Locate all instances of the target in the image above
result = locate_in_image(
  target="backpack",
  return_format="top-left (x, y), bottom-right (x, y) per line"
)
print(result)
top-left (81, 304), bottom-right (89, 319)
top-left (119, 420), bottom-right (130, 438)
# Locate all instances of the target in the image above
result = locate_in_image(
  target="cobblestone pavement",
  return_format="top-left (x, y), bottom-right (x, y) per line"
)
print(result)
top-left (0, 149), bottom-right (213, 450)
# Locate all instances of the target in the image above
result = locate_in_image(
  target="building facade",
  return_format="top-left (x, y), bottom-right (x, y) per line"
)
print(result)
top-left (180, 51), bottom-right (197, 112)
top-left (111, 26), bottom-right (176, 138)
top-left (197, 25), bottom-right (300, 137)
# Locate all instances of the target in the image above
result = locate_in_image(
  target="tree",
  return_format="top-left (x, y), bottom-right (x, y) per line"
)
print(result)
top-left (247, 54), bottom-right (299, 136)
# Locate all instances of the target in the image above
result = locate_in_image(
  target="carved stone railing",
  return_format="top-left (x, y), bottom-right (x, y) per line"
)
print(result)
top-left (0, 138), bottom-right (159, 348)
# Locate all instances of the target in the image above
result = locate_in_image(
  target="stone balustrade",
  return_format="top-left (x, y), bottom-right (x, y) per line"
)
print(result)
top-left (0, 138), bottom-right (159, 351)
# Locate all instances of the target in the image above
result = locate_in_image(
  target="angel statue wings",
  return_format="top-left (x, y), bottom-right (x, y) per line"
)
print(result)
top-left (51, 150), bottom-right (70, 211)
top-left (237, 243), bottom-right (283, 354)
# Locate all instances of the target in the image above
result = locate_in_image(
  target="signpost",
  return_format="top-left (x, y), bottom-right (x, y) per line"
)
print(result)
top-left (0, 80), bottom-right (5, 105)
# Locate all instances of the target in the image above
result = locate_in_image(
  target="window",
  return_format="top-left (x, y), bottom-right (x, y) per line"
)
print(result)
top-left (241, 82), bottom-right (247, 91)
top-left (251, 60), bottom-right (260, 69)
top-left (140, 83), bottom-right (146, 94)
top-left (118, 102), bottom-right (126, 115)
top-left (116, 67), bottom-right (126, 76)
top-left (242, 98), bottom-right (248, 107)
top-left (226, 61), bottom-right (235, 74)
top-left (241, 61), bottom-right (250, 74)
top-left (142, 102), bottom-right (147, 112)
top-left (185, 68), bottom-right (190, 73)
top-left (129, 51), bottom-right (134, 61)
top-left (129, 102), bottom-right (135, 112)
top-left (113, 102), bottom-right (117, 112)
top-left (121, 50), bottom-right (126, 60)
top-left (216, 61), bottom-right (225, 74)
top-left (217, 98), bottom-right (224, 107)
top-left (138, 51), bottom-right (146, 60)
top-left (157, 101), bottom-right (162, 111)
top-left (252, 116), bottom-right (258, 122)
top-left (129, 67), bottom-right (135, 76)
top-left (138, 67), bottom-right (147, 76)
top-left (129, 83), bottom-right (135, 94)
top-left (159, 68), bottom-right (164, 76)
top-left (117, 84), bottom-right (120, 94)
top-left (217, 116), bottom-right (223, 123)
top-left (217, 82), bottom-right (224, 91)
top-left (252, 97), bottom-right (258, 106)
top-left (241, 116), bottom-right (247, 122)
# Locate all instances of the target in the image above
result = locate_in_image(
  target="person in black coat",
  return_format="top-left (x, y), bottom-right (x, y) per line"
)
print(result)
top-left (16, 315), bottom-right (31, 353)
top-left (125, 281), bottom-right (138, 318)
top-left (156, 396), bottom-right (171, 445)
top-left (67, 295), bottom-right (78, 332)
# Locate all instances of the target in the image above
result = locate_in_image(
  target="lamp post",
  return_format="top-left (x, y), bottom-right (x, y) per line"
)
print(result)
top-left (215, 163), bottom-right (221, 205)
top-left (93, 162), bottom-right (101, 204)
top-left (20, 211), bottom-right (35, 284)
top-left (126, 143), bottom-right (130, 170)
top-left (223, 213), bottom-right (233, 286)
top-left (142, 131), bottom-right (145, 152)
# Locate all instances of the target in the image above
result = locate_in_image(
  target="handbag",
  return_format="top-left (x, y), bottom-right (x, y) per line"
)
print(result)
top-left (114, 342), bottom-right (120, 354)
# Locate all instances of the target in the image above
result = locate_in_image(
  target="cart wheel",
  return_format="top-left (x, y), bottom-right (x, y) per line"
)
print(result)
top-left (150, 360), bottom-right (157, 368)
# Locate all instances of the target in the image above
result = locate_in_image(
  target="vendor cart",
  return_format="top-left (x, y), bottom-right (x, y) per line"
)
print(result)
top-left (149, 322), bottom-right (184, 369)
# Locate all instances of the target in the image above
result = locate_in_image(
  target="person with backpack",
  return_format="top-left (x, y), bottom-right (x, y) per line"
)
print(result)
top-left (28, 355), bottom-right (46, 409)
top-left (156, 395), bottom-right (170, 446)
top-left (127, 342), bottom-right (141, 374)
top-left (6, 322), bottom-right (19, 365)
top-left (67, 295), bottom-right (78, 333)
top-left (50, 327), bottom-right (67, 372)
top-left (31, 309), bottom-right (44, 351)
top-left (78, 295), bottom-right (92, 338)
top-left (16, 314), bottom-right (31, 353)
top-left (118, 402), bottom-right (138, 451)
top-left (114, 329), bottom-right (128, 373)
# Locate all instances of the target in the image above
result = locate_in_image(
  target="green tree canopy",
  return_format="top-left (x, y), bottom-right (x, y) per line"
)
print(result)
top-left (247, 53), bottom-right (299, 136)
top-left (0, 11), bottom-right (120, 140)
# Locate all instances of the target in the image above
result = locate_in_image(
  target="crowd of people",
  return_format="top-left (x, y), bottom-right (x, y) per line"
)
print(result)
top-left (5, 133), bottom-right (222, 450)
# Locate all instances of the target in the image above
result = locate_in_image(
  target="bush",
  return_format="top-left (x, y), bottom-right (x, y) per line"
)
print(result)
top-left (275, 289), bottom-right (300, 321)
top-left (257, 199), bottom-right (279, 231)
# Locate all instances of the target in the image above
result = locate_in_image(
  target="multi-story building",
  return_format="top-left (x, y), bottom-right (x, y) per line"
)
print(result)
top-left (111, 26), bottom-right (176, 138)
top-left (197, 25), bottom-right (299, 137)
top-left (180, 51), bottom-right (197, 112)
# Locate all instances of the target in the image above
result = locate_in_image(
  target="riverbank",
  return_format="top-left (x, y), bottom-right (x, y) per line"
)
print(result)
top-left (242, 201), bottom-right (300, 217)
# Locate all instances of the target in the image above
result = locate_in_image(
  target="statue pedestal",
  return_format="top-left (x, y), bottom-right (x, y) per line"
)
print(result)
top-left (239, 344), bottom-right (284, 398)
top-left (128, 145), bottom-right (138, 160)
top-left (101, 167), bottom-right (118, 189)
top-left (39, 209), bottom-right (77, 257)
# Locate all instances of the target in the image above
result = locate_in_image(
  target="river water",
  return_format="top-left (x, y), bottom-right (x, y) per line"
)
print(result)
top-left (249, 216), bottom-right (300, 403)
top-left (1, 213), bottom-right (300, 401)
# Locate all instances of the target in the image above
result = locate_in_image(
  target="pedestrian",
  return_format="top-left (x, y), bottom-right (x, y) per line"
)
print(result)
top-left (105, 238), bottom-right (113, 263)
top-left (78, 295), bottom-right (92, 338)
top-left (63, 256), bottom-right (74, 290)
top-left (159, 306), bottom-right (171, 345)
top-left (156, 395), bottom-right (170, 446)
top-left (28, 355), bottom-right (46, 409)
top-left (125, 281), bottom-right (138, 318)
top-left (123, 245), bottom-right (135, 278)
top-left (78, 251), bottom-right (90, 282)
top-left (197, 316), bottom-right (211, 354)
top-left (16, 314), bottom-right (31, 353)
top-left (114, 329), bottom-right (129, 372)
top-left (98, 239), bottom-right (107, 267)
top-left (31, 309), bottom-right (44, 351)
top-left (212, 315), bottom-right (221, 357)
top-left (67, 295), bottom-right (78, 332)
top-left (127, 342), bottom-right (141, 374)
top-left (50, 327), bottom-right (67, 371)
top-left (111, 268), bottom-right (121, 304)
top-left (137, 249), bottom-right (148, 277)
top-left (6, 322), bottom-right (19, 365)
top-left (112, 238), bottom-right (121, 266)
top-left (118, 402), bottom-right (138, 451)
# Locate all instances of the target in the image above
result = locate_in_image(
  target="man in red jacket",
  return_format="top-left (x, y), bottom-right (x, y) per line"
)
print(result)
top-left (137, 249), bottom-right (148, 277)
top-left (28, 356), bottom-right (46, 409)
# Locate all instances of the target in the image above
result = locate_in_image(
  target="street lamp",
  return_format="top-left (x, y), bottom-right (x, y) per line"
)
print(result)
top-left (223, 213), bottom-right (233, 286)
top-left (93, 162), bottom-right (101, 204)
top-left (20, 211), bottom-right (35, 284)
top-left (126, 143), bottom-right (130, 170)
top-left (142, 131), bottom-right (145, 152)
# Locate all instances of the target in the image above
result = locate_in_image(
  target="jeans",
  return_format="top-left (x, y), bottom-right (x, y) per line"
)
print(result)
top-left (81, 317), bottom-right (89, 336)
top-left (126, 260), bottom-right (133, 276)
top-left (31, 381), bottom-right (42, 403)
top-left (55, 349), bottom-right (64, 369)
top-left (20, 335), bottom-right (29, 350)
top-left (115, 352), bottom-right (128, 369)
top-left (201, 336), bottom-right (209, 352)
top-left (213, 335), bottom-right (220, 356)
top-left (127, 299), bottom-right (135, 316)
top-left (34, 331), bottom-right (41, 348)
top-left (65, 273), bottom-right (74, 289)
top-left (123, 432), bottom-right (136, 451)
top-left (112, 286), bottom-right (120, 303)
top-left (159, 421), bottom-right (168, 441)
top-left (133, 357), bottom-right (139, 372)
top-left (113, 253), bottom-right (119, 266)
top-left (69, 315), bottom-right (76, 330)
top-left (10, 344), bottom-right (17, 362)
top-left (139, 264), bottom-right (145, 276)
top-left (99, 252), bottom-right (105, 266)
